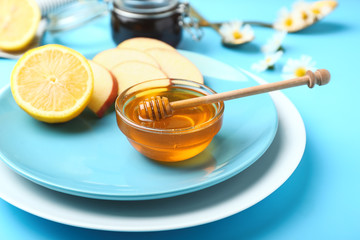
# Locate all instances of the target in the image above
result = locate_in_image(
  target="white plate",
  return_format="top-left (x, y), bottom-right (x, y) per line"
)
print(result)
top-left (0, 69), bottom-right (306, 232)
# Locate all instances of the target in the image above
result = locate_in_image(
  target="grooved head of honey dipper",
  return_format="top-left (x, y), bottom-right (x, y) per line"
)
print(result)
top-left (315, 69), bottom-right (331, 86)
top-left (138, 96), bottom-right (173, 121)
top-left (306, 69), bottom-right (331, 88)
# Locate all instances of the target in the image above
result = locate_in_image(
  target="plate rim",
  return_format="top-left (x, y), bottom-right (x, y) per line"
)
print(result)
top-left (0, 69), bottom-right (306, 232)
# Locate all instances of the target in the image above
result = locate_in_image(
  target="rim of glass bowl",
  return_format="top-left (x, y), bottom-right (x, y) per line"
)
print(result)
top-left (115, 78), bottom-right (225, 134)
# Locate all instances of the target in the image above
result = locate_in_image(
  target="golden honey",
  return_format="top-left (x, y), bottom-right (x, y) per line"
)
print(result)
top-left (115, 79), bottom-right (224, 162)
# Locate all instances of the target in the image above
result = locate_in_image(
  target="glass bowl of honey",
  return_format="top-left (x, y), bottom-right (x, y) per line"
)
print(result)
top-left (115, 79), bottom-right (224, 162)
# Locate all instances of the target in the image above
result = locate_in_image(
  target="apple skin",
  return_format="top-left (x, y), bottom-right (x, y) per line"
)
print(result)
top-left (88, 60), bottom-right (119, 118)
top-left (145, 48), bottom-right (204, 84)
top-left (93, 48), bottom-right (159, 70)
top-left (111, 60), bottom-right (168, 94)
top-left (117, 37), bottom-right (176, 51)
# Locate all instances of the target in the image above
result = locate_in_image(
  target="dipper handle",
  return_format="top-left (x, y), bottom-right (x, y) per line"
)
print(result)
top-left (138, 69), bottom-right (330, 121)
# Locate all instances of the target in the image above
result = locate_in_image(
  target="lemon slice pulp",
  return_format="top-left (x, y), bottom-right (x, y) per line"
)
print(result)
top-left (11, 44), bottom-right (94, 123)
top-left (0, 0), bottom-right (41, 51)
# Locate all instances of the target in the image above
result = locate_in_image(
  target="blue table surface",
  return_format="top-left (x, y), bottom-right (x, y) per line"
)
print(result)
top-left (1, 0), bottom-right (359, 239)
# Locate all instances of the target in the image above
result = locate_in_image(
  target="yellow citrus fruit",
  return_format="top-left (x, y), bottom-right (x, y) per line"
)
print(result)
top-left (11, 44), bottom-right (94, 123)
top-left (0, 0), bottom-right (41, 51)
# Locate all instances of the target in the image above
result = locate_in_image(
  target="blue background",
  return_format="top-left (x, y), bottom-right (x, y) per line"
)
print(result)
top-left (1, 0), bottom-right (359, 239)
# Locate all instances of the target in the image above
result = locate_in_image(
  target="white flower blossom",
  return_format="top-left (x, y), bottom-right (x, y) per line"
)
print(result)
top-left (251, 51), bottom-right (283, 72)
top-left (310, 3), bottom-right (333, 20)
top-left (292, 1), bottom-right (316, 25)
top-left (261, 31), bottom-right (287, 54)
top-left (273, 7), bottom-right (305, 32)
top-left (282, 55), bottom-right (316, 79)
top-left (219, 21), bottom-right (254, 44)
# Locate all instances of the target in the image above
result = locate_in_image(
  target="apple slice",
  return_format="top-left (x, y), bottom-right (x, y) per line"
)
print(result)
top-left (93, 48), bottom-right (159, 70)
top-left (145, 48), bottom-right (204, 84)
top-left (111, 61), bottom-right (168, 94)
top-left (88, 60), bottom-right (118, 118)
top-left (117, 37), bottom-right (175, 51)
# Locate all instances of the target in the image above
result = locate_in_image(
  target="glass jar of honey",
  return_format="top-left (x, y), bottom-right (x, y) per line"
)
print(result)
top-left (115, 79), bottom-right (224, 162)
top-left (111, 0), bottom-right (201, 47)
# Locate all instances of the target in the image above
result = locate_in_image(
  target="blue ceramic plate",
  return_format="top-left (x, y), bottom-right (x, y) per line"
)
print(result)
top-left (0, 51), bottom-right (278, 200)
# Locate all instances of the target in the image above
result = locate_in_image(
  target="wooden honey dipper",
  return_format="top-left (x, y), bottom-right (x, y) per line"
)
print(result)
top-left (138, 69), bottom-right (330, 121)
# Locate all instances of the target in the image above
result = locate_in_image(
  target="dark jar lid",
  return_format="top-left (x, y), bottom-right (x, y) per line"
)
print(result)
top-left (113, 0), bottom-right (181, 19)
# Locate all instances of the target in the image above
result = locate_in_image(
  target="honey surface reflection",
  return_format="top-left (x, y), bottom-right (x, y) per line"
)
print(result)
top-left (116, 83), bottom-right (224, 162)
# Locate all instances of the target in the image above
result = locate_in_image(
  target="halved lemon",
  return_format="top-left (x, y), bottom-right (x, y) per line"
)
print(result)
top-left (11, 44), bottom-right (94, 123)
top-left (0, 0), bottom-right (41, 51)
